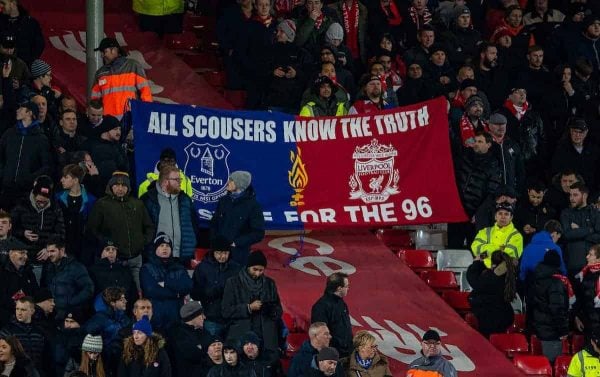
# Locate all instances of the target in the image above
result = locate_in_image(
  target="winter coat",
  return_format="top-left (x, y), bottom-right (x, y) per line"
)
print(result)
top-left (84, 300), bottom-right (132, 360)
top-left (471, 222), bottom-right (523, 268)
top-left (118, 335), bottom-right (171, 377)
top-left (466, 260), bottom-right (515, 336)
top-left (288, 340), bottom-right (319, 377)
top-left (191, 251), bottom-right (242, 323)
top-left (52, 326), bottom-right (84, 377)
top-left (575, 267), bottom-right (600, 335)
top-left (512, 66), bottom-right (551, 110)
top-left (532, 263), bottom-right (570, 341)
top-left (88, 193), bottom-right (155, 259)
top-left (513, 202), bottom-right (556, 244)
top-left (395, 77), bottom-right (443, 106)
top-left (455, 148), bottom-right (502, 217)
top-left (329, 1), bottom-right (369, 63)
top-left (439, 26), bottom-right (482, 67)
top-left (340, 351), bottom-right (392, 377)
top-left (539, 83), bottom-right (584, 148)
top-left (50, 128), bottom-right (87, 171)
top-left (570, 32), bottom-right (600, 73)
top-left (560, 205), bottom-right (600, 274)
top-left (551, 140), bottom-right (600, 191)
top-left (311, 292), bottom-right (352, 357)
top-left (40, 256), bottom-right (94, 314)
top-left (491, 137), bottom-right (526, 196)
top-left (0, 123), bottom-right (52, 192)
top-left (82, 138), bottom-right (129, 191)
top-left (406, 353), bottom-right (457, 377)
top-left (141, 184), bottom-right (199, 261)
top-left (0, 356), bottom-right (40, 377)
top-left (210, 186), bottom-right (265, 264)
top-left (474, 67), bottom-right (510, 110)
top-left (0, 5), bottom-right (44, 66)
top-left (11, 194), bottom-right (65, 262)
top-left (295, 15), bottom-right (335, 56)
top-left (242, 350), bottom-right (280, 377)
top-left (299, 93), bottom-right (349, 117)
top-left (140, 255), bottom-right (192, 331)
top-left (0, 319), bottom-right (47, 370)
top-left (89, 258), bottom-right (137, 305)
top-left (206, 361), bottom-right (252, 377)
top-left (167, 322), bottom-right (208, 377)
top-left (263, 42), bottom-right (308, 111)
top-left (497, 105), bottom-right (546, 165)
top-left (56, 187), bottom-right (96, 265)
top-left (221, 269), bottom-right (282, 352)
top-left (0, 261), bottom-right (39, 326)
top-left (519, 231), bottom-right (566, 282)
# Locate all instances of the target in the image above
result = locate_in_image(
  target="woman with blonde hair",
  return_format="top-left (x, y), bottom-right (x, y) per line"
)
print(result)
top-left (64, 334), bottom-right (105, 377)
top-left (117, 316), bottom-right (171, 377)
top-left (340, 331), bottom-right (392, 377)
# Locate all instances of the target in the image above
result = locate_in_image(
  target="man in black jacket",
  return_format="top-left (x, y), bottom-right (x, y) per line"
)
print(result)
top-left (240, 331), bottom-right (281, 377)
top-left (514, 181), bottom-right (557, 245)
top-left (488, 112), bottom-right (526, 196)
top-left (311, 272), bottom-right (352, 357)
top-left (0, 0), bottom-right (44, 66)
top-left (168, 300), bottom-right (209, 377)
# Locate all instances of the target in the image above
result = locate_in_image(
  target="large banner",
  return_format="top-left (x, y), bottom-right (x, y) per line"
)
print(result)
top-left (132, 97), bottom-right (467, 229)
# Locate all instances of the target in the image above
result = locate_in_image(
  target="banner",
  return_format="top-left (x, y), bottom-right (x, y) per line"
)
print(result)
top-left (132, 97), bottom-right (467, 229)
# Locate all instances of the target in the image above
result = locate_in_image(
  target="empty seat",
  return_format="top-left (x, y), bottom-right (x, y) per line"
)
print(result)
top-left (195, 248), bottom-right (209, 261)
top-left (223, 90), bottom-right (248, 109)
top-left (282, 312), bottom-right (297, 333)
top-left (442, 291), bottom-right (471, 314)
top-left (397, 249), bottom-right (435, 273)
top-left (506, 313), bottom-right (527, 334)
top-left (465, 312), bottom-right (478, 330)
top-left (530, 335), bottom-right (570, 356)
top-left (436, 249), bottom-right (474, 272)
top-left (489, 333), bottom-right (529, 358)
top-left (419, 270), bottom-right (459, 293)
top-left (180, 52), bottom-right (221, 72)
top-left (203, 70), bottom-right (227, 88)
top-left (512, 355), bottom-right (552, 376)
top-left (553, 355), bottom-right (572, 377)
top-left (375, 228), bottom-right (414, 250)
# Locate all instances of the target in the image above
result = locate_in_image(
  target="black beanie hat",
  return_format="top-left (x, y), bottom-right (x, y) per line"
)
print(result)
top-left (211, 235), bottom-right (232, 252)
top-left (247, 250), bottom-right (267, 268)
top-left (543, 249), bottom-right (562, 268)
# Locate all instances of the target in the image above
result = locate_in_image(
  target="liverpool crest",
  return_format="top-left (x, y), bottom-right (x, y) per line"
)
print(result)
top-left (183, 142), bottom-right (230, 203)
top-left (349, 139), bottom-right (400, 203)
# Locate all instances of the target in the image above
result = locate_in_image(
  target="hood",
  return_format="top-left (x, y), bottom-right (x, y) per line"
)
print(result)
top-left (529, 231), bottom-right (553, 246)
top-left (28, 192), bottom-right (51, 213)
top-left (534, 262), bottom-right (561, 279)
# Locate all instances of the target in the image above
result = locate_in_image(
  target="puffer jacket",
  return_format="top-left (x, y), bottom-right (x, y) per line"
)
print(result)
top-left (83, 298), bottom-right (132, 359)
top-left (140, 255), bottom-right (192, 331)
top-left (341, 351), bottom-right (392, 377)
top-left (532, 263), bottom-right (569, 341)
top-left (40, 256), bottom-right (94, 313)
top-left (559, 205), bottom-right (600, 274)
top-left (491, 137), bottom-right (526, 196)
top-left (455, 148), bottom-right (502, 216)
top-left (0, 319), bottom-right (46, 370)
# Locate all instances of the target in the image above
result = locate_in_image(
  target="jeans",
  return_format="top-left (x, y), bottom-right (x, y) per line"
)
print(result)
top-left (541, 340), bottom-right (563, 364)
top-left (124, 254), bottom-right (143, 291)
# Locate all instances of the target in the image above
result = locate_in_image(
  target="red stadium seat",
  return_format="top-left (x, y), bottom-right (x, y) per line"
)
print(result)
top-left (286, 333), bottom-right (308, 356)
top-left (465, 312), bottom-right (478, 330)
top-left (282, 312), bottom-right (297, 333)
top-left (419, 271), bottom-right (459, 293)
top-left (195, 248), bottom-right (209, 261)
top-left (203, 70), bottom-right (227, 88)
top-left (164, 31), bottom-right (200, 51)
top-left (512, 355), bottom-right (552, 376)
top-left (507, 313), bottom-right (526, 334)
top-left (489, 333), bottom-right (529, 358)
top-left (553, 355), bottom-right (572, 377)
top-left (441, 291), bottom-right (471, 314)
top-left (397, 249), bottom-right (435, 273)
top-left (224, 90), bottom-right (248, 109)
top-left (571, 334), bottom-right (585, 354)
top-left (375, 228), bottom-right (414, 250)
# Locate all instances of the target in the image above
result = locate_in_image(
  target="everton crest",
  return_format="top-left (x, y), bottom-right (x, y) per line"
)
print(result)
top-left (183, 142), bottom-right (230, 203)
top-left (349, 139), bottom-right (400, 203)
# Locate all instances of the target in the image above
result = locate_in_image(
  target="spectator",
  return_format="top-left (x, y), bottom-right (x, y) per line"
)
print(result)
top-left (51, 110), bottom-right (87, 172)
top-left (0, 210), bottom-right (19, 265)
top-left (78, 100), bottom-right (104, 138)
top-left (0, 0), bottom-right (44, 66)
top-left (40, 237), bottom-right (93, 319)
top-left (191, 237), bottom-right (242, 338)
top-left (348, 75), bottom-right (392, 114)
top-left (487, 112), bottom-right (526, 195)
top-left (403, 26), bottom-right (435, 67)
top-left (0, 238), bottom-right (37, 327)
top-left (299, 76), bottom-right (349, 116)
top-left (202, 336), bottom-right (224, 376)
top-left (0, 32), bottom-right (29, 128)
top-left (118, 316), bottom-right (171, 377)
top-left (396, 62), bottom-right (442, 106)
top-left (168, 301), bottom-right (208, 377)
top-left (133, 0), bottom-right (184, 37)
top-left (514, 181), bottom-right (557, 244)
top-left (324, 23), bottom-right (354, 75)
top-left (30, 95), bottom-right (56, 138)
top-left (0, 335), bottom-right (40, 377)
top-left (574, 245), bottom-right (600, 337)
top-left (295, 0), bottom-right (335, 55)
top-left (404, 0), bottom-right (434, 45)
top-left (82, 116), bottom-right (129, 191)
top-left (406, 330), bottom-right (457, 377)
top-left (567, 329), bottom-right (600, 376)
top-left (64, 334), bottom-right (105, 377)
top-left (329, 0), bottom-right (368, 64)
top-left (519, 220), bottom-right (566, 283)
top-left (367, 61), bottom-right (398, 107)
top-left (137, 148), bottom-right (192, 198)
top-left (288, 322), bottom-right (333, 377)
top-left (306, 347), bottom-right (344, 377)
top-left (87, 171), bottom-right (155, 290)
top-left (88, 240), bottom-right (137, 312)
top-left (523, 0), bottom-right (564, 25)
top-left (0, 101), bottom-right (52, 211)
top-left (490, 5), bottom-right (534, 62)
top-left (424, 44), bottom-right (455, 94)
top-left (11, 178), bottom-right (64, 281)
top-left (340, 330), bottom-right (391, 377)
top-left (240, 331), bottom-right (281, 377)
top-left (512, 46), bottom-right (551, 110)
top-left (471, 202), bottom-right (524, 268)
top-left (83, 286), bottom-right (132, 368)
top-left (377, 50), bottom-right (402, 90)
top-left (222, 250), bottom-right (282, 352)
top-left (91, 38), bottom-right (152, 119)
top-left (141, 164), bottom-right (199, 262)
top-left (71, 151), bottom-right (104, 199)
top-left (311, 272), bottom-right (352, 357)
top-left (545, 170), bottom-right (582, 215)
top-left (560, 182), bottom-right (600, 276)
top-left (467, 250), bottom-right (517, 337)
top-left (32, 288), bottom-right (55, 340)
top-left (140, 233), bottom-right (192, 332)
top-left (57, 164), bottom-right (96, 265)
top-left (52, 311), bottom-right (85, 377)
top-left (474, 43), bottom-right (509, 109)
top-left (0, 297), bottom-right (46, 372)
top-left (531, 250), bottom-right (571, 363)
top-left (302, 59), bottom-right (352, 106)
top-left (570, 15), bottom-right (600, 73)
top-left (451, 94), bottom-right (487, 148)
top-left (210, 171), bottom-right (265, 264)
top-left (440, 6), bottom-right (482, 66)
top-left (207, 342), bottom-right (251, 377)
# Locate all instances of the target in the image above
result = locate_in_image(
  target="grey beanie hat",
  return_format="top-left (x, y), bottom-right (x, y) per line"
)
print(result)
top-left (107, 171), bottom-right (131, 192)
top-left (326, 23), bottom-right (344, 42)
top-left (489, 113), bottom-right (508, 125)
top-left (31, 59), bottom-right (51, 79)
top-left (82, 334), bottom-right (103, 353)
top-left (278, 19), bottom-right (296, 42)
top-left (229, 171), bottom-right (252, 191)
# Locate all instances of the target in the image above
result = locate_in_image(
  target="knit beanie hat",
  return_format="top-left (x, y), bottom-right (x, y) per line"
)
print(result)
top-left (543, 249), bottom-right (562, 268)
top-left (64, 309), bottom-right (86, 325)
top-left (460, 79), bottom-right (478, 91)
top-left (317, 347), bottom-right (339, 362)
top-left (211, 235), bottom-right (232, 252)
top-left (33, 288), bottom-right (53, 303)
top-left (464, 94), bottom-right (483, 110)
top-left (132, 315), bottom-right (153, 337)
top-left (82, 334), bottom-right (103, 353)
top-left (31, 59), bottom-right (51, 79)
top-left (180, 300), bottom-right (204, 322)
top-left (153, 232), bottom-right (173, 252)
top-left (240, 331), bottom-right (262, 348)
top-left (108, 171), bottom-right (131, 192)
top-left (200, 334), bottom-right (223, 353)
top-left (326, 23), bottom-right (344, 42)
top-left (247, 250), bottom-right (267, 268)
top-left (229, 171), bottom-right (251, 191)
top-left (93, 115), bottom-right (121, 137)
top-left (32, 179), bottom-right (52, 198)
top-left (278, 19), bottom-right (296, 42)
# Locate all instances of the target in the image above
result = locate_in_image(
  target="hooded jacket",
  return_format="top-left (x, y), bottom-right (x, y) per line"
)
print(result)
top-left (288, 340), bottom-right (320, 377)
top-left (532, 262), bottom-right (570, 340)
top-left (455, 148), bottom-right (502, 216)
top-left (519, 231), bottom-right (566, 282)
top-left (83, 297), bottom-right (132, 358)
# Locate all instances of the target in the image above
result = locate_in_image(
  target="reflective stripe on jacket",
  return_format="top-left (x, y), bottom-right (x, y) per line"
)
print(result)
top-left (299, 101), bottom-right (347, 117)
top-left (133, 0), bottom-right (184, 16)
top-left (471, 222), bottom-right (523, 267)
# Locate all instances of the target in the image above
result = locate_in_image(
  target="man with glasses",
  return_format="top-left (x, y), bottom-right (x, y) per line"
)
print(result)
top-left (141, 164), bottom-right (199, 263)
top-left (406, 330), bottom-right (457, 377)
top-left (138, 148), bottom-right (193, 198)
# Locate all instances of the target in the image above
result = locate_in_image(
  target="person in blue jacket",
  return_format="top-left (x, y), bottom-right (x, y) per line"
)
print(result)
top-left (140, 233), bottom-right (192, 332)
top-left (519, 219), bottom-right (567, 282)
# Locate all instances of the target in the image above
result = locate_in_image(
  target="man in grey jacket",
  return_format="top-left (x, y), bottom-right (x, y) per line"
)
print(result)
top-left (406, 330), bottom-right (457, 377)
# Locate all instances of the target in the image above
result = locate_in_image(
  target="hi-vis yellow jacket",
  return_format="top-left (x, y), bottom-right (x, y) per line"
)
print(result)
top-left (471, 222), bottom-right (523, 267)
top-left (133, 0), bottom-right (184, 16)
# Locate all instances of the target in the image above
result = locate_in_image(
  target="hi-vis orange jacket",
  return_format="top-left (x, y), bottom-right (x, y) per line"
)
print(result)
top-left (91, 56), bottom-right (152, 119)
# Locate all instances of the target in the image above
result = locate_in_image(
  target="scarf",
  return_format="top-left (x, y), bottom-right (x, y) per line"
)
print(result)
top-left (459, 113), bottom-right (486, 147)
top-left (253, 14), bottom-right (273, 27)
top-left (342, 0), bottom-right (360, 59)
top-left (355, 352), bottom-right (373, 369)
top-left (552, 274), bottom-right (576, 309)
top-left (239, 269), bottom-right (265, 297)
top-left (314, 13), bottom-right (324, 30)
top-left (503, 99), bottom-right (529, 120)
top-left (274, 0), bottom-right (301, 17)
top-left (576, 262), bottom-right (600, 308)
top-left (451, 90), bottom-right (467, 109)
top-left (408, 6), bottom-right (432, 29)
top-left (381, 0), bottom-right (402, 26)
